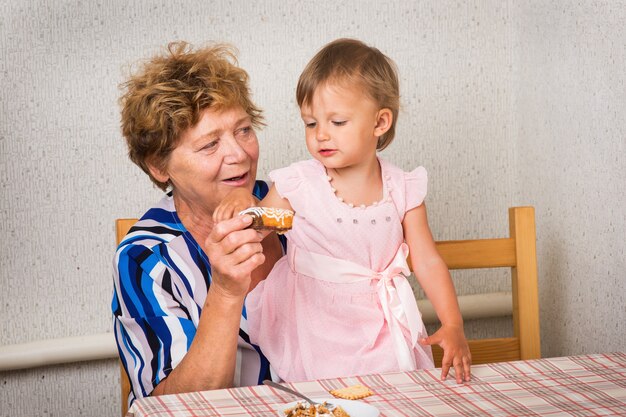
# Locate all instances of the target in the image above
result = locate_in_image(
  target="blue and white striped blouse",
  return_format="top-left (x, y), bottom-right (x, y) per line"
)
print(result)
top-left (112, 181), bottom-right (273, 407)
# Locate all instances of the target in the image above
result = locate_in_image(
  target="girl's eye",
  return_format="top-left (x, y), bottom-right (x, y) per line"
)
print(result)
top-left (332, 120), bottom-right (347, 126)
top-left (304, 122), bottom-right (316, 129)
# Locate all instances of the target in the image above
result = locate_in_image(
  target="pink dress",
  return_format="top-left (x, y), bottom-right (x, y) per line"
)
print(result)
top-left (245, 158), bottom-right (434, 382)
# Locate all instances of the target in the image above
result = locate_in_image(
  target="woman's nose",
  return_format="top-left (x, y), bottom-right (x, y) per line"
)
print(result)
top-left (222, 136), bottom-right (247, 163)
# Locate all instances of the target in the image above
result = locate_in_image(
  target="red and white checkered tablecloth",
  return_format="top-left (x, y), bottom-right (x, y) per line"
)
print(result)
top-left (127, 352), bottom-right (626, 417)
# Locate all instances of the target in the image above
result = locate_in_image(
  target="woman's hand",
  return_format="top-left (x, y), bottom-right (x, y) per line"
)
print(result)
top-left (152, 214), bottom-right (270, 397)
top-left (152, 214), bottom-right (265, 397)
top-left (204, 214), bottom-right (265, 298)
top-left (419, 324), bottom-right (472, 383)
top-left (213, 188), bottom-right (258, 223)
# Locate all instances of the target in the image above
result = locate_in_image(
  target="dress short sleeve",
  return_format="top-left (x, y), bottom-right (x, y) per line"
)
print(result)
top-left (268, 163), bottom-right (305, 202)
top-left (404, 166), bottom-right (428, 212)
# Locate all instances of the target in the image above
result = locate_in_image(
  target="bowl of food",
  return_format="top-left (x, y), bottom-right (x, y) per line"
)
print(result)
top-left (277, 399), bottom-right (379, 417)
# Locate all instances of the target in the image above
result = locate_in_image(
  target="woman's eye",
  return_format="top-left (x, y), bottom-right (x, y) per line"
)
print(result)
top-left (332, 120), bottom-right (347, 126)
top-left (235, 126), bottom-right (254, 141)
top-left (201, 140), bottom-right (219, 151)
top-left (237, 126), bottom-right (251, 135)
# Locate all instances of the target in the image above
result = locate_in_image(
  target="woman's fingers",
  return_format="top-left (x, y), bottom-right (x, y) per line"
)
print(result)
top-left (225, 241), bottom-right (264, 267)
top-left (213, 193), bottom-right (258, 223)
top-left (231, 250), bottom-right (265, 277)
top-left (205, 215), bottom-right (267, 296)
top-left (210, 214), bottom-right (253, 243)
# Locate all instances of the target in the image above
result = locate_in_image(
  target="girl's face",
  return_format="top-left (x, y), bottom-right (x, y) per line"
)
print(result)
top-left (300, 83), bottom-right (390, 170)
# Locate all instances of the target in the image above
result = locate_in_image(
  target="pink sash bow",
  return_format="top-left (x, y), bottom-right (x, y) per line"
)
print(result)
top-left (287, 243), bottom-right (423, 371)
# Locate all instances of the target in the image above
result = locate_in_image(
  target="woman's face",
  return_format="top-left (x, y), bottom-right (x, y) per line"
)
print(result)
top-left (152, 106), bottom-right (259, 217)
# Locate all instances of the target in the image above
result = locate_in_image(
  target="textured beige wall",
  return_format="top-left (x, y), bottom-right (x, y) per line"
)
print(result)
top-left (514, 2), bottom-right (625, 357)
top-left (1, 1), bottom-right (624, 416)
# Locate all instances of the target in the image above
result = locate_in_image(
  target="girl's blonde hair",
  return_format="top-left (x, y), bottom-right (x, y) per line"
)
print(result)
top-left (119, 41), bottom-right (264, 191)
top-left (296, 38), bottom-right (400, 150)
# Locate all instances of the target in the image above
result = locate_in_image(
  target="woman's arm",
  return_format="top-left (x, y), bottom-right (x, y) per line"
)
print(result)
top-left (152, 214), bottom-right (266, 395)
top-left (403, 203), bottom-right (471, 383)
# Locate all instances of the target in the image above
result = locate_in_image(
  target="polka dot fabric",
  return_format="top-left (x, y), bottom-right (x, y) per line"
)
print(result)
top-left (270, 158), bottom-right (426, 271)
top-left (245, 158), bottom-right (432, 382)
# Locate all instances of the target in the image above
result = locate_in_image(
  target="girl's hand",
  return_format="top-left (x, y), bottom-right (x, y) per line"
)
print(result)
top-left (204, 214), bottom-right (265, 299)
top-left (213, 188), bottom-right (258, 223)
top-left (419, 324), bottom-right (472, 383)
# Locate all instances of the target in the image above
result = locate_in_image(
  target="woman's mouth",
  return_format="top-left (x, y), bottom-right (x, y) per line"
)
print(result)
top-left (223, 172), bottom-right (249, 186)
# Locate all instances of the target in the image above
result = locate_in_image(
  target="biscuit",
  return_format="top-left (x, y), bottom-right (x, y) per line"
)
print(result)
top-left (238, 207), bottom-right (294, 234)
top-left (329, 384), bottom-right (374, 400)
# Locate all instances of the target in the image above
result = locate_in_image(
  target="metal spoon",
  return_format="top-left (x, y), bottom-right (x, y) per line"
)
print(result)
top-left (263, 380), bottom-right (334, 408)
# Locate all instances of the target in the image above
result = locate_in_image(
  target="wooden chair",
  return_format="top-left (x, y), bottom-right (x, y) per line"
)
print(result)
top-left (428, 206), bottom-right (541, 365)
top-left (116, 218), bottom-right (138, 417)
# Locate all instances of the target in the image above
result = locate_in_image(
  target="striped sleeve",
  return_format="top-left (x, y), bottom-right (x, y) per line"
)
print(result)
top-left (112, 241), bottom-right (197, 405)
top-left (111, 182), bottom-right (277, 408)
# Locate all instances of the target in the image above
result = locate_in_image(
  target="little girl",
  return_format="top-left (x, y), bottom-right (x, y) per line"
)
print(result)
top-left (216, 38), bottom-right (471, 383)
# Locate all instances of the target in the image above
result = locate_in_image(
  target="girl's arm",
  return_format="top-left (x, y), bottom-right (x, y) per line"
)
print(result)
top-left (257, 185), bottom-right (294, 211)
top-left (403, 203), bottom-right (471, 383)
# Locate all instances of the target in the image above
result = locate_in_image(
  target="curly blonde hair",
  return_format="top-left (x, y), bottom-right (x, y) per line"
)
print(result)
top-left (296, 38), bottom-right (399, 151)
top-left (119, 41), bottom-right (264, 191)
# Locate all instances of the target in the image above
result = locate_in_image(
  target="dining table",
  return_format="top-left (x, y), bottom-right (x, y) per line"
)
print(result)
top-left (126, 352), bottom-right (626, 416)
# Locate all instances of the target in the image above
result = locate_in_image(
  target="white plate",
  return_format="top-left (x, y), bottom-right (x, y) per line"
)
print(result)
top-left (276, 398), bottom-right (379, 417)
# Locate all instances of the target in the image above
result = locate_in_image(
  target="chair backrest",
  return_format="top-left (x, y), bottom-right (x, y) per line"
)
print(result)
top-left (116, 218), bottom-right (138, 416)
top-left (427, 206), bottom-right (541, 365)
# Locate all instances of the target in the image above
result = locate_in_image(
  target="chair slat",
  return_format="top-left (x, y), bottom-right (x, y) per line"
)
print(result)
top-left (115, 218), bottom-right (138, 417)
top-left (116, 218), bottom-right (138, 247)
top-left (431, 338), bottom-right (521, 366)
top-left (435, 238), bottom-right (516, 269)
top-left (509, 207), bottom-right (541, 360)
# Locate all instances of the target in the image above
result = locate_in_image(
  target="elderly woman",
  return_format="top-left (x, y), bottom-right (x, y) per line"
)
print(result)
top-left (112, 41), bottom-right (283, 407)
